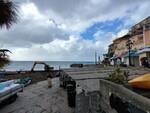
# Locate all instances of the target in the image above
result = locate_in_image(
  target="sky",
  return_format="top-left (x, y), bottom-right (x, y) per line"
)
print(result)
top-left (0, 0), bottom-right (150, 61)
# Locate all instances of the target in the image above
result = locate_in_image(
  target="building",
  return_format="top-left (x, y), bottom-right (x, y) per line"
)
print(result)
top-left (110, 35), bottom-right (129, 65)
top-left (135, 17), bottom-right (150, 66)
top-left (108, 16), bottom-right (150, 66)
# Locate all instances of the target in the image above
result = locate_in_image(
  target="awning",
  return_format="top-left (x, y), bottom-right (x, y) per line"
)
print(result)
top-left (111, 53), bottom-right (124, 59)
top-left (124, 50), bottom-right (139, 57)
top-left (136, 47), bottom-right (150, 54)
top-left (110, 54), bottom-right (117, 60)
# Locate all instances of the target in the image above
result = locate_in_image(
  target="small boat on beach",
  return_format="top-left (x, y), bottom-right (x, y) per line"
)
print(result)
top-left (128, 73), bottom-right (150, 89)
top-left (0, 80), bottom-right (23, 104)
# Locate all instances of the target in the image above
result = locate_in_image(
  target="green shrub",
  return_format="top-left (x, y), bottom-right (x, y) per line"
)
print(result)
top-left (106, 68), bottom-right (129, 84)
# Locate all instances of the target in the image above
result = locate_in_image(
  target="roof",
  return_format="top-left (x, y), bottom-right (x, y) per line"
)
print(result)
top-left (113, 34), bottom-right (130, 43)
top-left (130, 16), bottom-right (150, 36)
top-left (131, 16), bottom-right (150, 29)
top-left (113, 16), bottom-right (150, 43)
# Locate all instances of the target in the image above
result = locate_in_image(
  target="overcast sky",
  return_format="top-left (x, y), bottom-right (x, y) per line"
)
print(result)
top-left (0, 0), bottom-right (150, 61)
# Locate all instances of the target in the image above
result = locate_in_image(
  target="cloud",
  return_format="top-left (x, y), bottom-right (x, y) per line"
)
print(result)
top-left (129, 0), bottom-right (150, 23)
top-left (29, 0), bottom-right (144, 32)
top-left (0, 2), bottom-right (67, 47)
top-left (1, 0), bottom-right (150, 61)
top-left (116, 29), bottom-right (129, 38)
top-left (94, 30), bottom-right (117, 51)
top-left (10, 35), bottom-right (105, 61)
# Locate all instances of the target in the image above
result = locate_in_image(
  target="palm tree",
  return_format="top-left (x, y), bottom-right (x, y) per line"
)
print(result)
top-left (0, 0), bottom-right (18, 29)
top-left (0, 49), bottom-right (11, 68)
top-left (0, 0), bottom-right (18, 68)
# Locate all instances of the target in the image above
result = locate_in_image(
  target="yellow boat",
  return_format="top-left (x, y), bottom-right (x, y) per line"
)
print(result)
top-left (128, 73), bottom-right (150, 89)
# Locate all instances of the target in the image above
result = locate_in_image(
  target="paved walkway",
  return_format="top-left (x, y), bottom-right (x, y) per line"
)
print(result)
top-left (63, 66), bottom-right (150, 93)
top-left (0, 78), bottom-right (74, 113)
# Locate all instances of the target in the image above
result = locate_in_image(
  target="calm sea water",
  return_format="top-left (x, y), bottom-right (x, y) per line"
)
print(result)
top-left (1, 61), bottom-right (94, 71)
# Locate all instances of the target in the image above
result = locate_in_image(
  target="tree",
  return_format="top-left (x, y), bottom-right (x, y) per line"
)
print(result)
top-left (0, 0), bottom-right (18, 29)
top-left (0, 0), bottom-right (18, 68)
top-left (0, 49), bottom-right (11, 68)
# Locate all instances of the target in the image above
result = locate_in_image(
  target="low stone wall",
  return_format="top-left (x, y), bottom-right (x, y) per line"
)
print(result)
top-left (75, 80), bottom-right (150, 113)
top-left (76, 91), bottom-right (102, 113)
top-left (3, 70), bottom-right (61, 83)
top-left (99, 80), bottom-right (150, 113)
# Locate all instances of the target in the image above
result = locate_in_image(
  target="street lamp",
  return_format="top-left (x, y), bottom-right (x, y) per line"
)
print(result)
top-left (126, 38), bottom-right (133, 66)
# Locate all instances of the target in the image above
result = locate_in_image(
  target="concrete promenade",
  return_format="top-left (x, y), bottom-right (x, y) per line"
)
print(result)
top-left (0, 78), bottom-right (74, 113)
top-left (63, 65), bottom-right (150, 92)
top-left (1, 65), bottom-right (150, 113)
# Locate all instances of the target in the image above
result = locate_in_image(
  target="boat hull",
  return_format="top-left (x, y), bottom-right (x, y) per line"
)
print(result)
top-left (128, 74), bottom-right (150, 89)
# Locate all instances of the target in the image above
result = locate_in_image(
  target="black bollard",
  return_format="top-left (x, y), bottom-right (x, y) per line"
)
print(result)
top-left (66, 84), bottom-right (76, 107)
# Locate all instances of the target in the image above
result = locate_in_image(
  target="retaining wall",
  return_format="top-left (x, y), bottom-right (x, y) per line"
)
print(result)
top-left (99, 79), bottom-right (150, 113)
top-left (75, 79), bottom-right (150, 113)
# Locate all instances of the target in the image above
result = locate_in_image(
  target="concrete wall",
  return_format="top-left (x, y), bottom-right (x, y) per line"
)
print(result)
top-left (99, 80), bottom-right (150, 113)
top-left (75, 79), bottom-right (150, 113)
top-left (145, 30), bottom-right (150, 47)
top-left (115, 38), bottom-right (128, 55)
top-left (131, 34), bottom-right (144, 50)
top-left (76, 91), bottom-right (105, 113)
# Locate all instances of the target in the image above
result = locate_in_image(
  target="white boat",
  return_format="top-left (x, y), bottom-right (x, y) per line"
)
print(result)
top-left (0, 80), bottom-right (23, 103)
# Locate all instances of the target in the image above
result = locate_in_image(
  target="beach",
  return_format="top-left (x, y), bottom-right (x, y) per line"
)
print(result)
top-left (2, 61), bottom-right (94, 71)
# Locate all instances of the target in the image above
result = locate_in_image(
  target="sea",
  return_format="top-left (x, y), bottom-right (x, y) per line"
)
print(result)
top-left (1, 61), bottom-right (94, 71)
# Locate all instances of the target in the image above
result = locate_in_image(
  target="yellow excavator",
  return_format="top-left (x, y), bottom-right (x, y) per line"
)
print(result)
top-left (31, 61), bottom-right (54, 88)
top-left (31, 61), bottom-right (54, 71)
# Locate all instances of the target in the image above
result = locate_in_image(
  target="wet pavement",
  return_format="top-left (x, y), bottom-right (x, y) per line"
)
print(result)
top-left (0, 78), bottom-right (74, 113)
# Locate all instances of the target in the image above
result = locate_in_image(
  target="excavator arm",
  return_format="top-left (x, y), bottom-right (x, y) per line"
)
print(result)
top-left (31, 61), bottom-right (53, 71)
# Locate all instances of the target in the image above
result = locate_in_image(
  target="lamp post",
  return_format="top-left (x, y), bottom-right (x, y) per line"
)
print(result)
top-left (126, 38), bottom-right (133, 66)
top-left (95, 51), bottom-right (97, 65)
